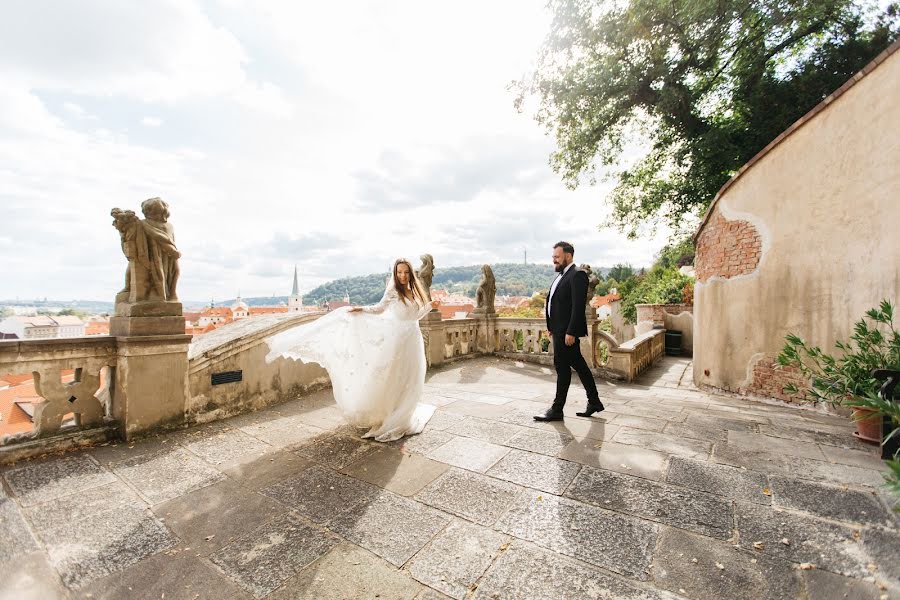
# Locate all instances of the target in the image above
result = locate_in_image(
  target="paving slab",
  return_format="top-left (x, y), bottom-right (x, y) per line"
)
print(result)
top-left (112, 447), bottom-right (226, 505)
top-left (472, 541), bottom-right (671, 600)
top-left (153, 478), bottom-right (288, 554)
top-left (0, 485), bottom-right (38, 561)
top-left (663, 421), bottom-right (730, 442)
top-left (4, 454), bottom-right (116, 507)
top-left (757, 423), bottom-right (870, 451)
top-left (408, 520), bottom-right (507, 599)
top-left (566, 466), bottom-right (733, 539)
top-left (210, 512), bottom-right (339, 598)
top-left (414, 468), bottom-right (522, 526)
top-left (425, 436), bottom-right (509, 473)
top-left (75, 549), bottom-right (250, 600)
top-left (0, 551), bottom-right (69, 600)
top-left (611, 414), bottom-right (669, 432)
top-left (327, 491), bottom-right (450, 566)
top-left (494, 489), bottom-right (659, 580)
top-left (649, 526), bottom-right (802, 600)
top-left (221, 450), bottom-right (313, 490)
top-left (260, 464), bottom-right (379, 524)
top-left (182, 427), bottom-right (273, 466)
top-left (441, 400), bottom-right (512, 420)
top-left (422, 411), bottom-right (466, 431)
top-left (27, 482), bottom-right (176, 589)
top-left (712, 443), bottom-right (887, 488)
top-left (444, 416), bottom-right (524, 445)
top-left (341, 446), bottom-right (449, 496)
top-left (388, 429), bottom-right (455, 455)
top-left (269, 542), bottom-right (422, 600)
top-left (560, 439), bottom-right (669, 481)
top-left (504, 427), bottom-right (573, 456)
top-left (685, 413), bottom-right (760, 432)
top-left (818, 444), bottom-right (886, 470)
top-left (862, 527), bottom-right (900, 585)
top-left (485, 449), bottom-right (581, 495)
top-left (801, 567), bottom-right (899, 600)
top-left (726, 430), bottom-right (826, 461)
top-left (770, 475), bottom-right (896, 527)
top-left (295, 433), bottom-right (379, 469)
top-left (236, 415), bottom-right (325, 448)
top-left (614, 428), bottom-right (712, 459)
top-left (734, 502), bottom-right (869, 577)
top-left (666, 456), bottom-right (771, 505)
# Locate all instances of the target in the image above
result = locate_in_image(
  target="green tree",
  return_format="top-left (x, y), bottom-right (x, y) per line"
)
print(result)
top-left (606, 263), bottom-right (634, 282)
top-left (517, 0), bottom-right (898, 237)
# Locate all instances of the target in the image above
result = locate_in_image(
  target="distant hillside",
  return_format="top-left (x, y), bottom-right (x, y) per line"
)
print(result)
top-left (298, 263), bottom-right (611, 305)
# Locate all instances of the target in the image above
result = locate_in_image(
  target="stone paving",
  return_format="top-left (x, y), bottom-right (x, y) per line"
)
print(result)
top-left (1, 356), bottom-right (898, 600)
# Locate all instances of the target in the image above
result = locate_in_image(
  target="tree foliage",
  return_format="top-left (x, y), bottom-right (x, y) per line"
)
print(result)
top-left (518, 0), bottom-right (899, 237)
top-left (301, 263), bottom-right (609, 305)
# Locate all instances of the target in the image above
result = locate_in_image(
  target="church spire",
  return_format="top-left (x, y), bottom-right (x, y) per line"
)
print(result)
top-left (291, 265), bottom-right (299, 296)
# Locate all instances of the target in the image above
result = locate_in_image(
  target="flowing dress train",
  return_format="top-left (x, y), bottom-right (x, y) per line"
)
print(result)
top-left (264, 279), bottom-right (435, 441)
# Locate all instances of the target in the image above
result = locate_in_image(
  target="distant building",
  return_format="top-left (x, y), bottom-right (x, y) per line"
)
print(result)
top-left (325, 293), bottom-right (351, 312)
top-left (288, 266), bottom-right (304, 312)
top-left (0, 315), bottom-right (84, 339)
top-left (591, 293), bottom-right (622, 318)
top-left (232, 295), bottom-right (250, 320)
top-left (198, 307), bottom-right (233, 328)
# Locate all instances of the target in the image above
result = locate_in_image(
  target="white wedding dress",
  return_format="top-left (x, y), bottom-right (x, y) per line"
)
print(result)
top-left (264, 278), bottom-right (436, 441)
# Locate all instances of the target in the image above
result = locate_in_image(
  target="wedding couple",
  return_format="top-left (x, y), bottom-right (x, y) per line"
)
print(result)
top-left (264, 242), bottom-right (602, 442)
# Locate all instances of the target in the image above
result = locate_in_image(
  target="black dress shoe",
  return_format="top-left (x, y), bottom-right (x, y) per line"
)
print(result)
top-left (576, 401), bottom-right (605, 417)
top-left (533, 409), bottom-right (564, 422)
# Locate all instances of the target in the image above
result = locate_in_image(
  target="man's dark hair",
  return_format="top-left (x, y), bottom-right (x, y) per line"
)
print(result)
top-left (553, 241), bottom-right (575, 256)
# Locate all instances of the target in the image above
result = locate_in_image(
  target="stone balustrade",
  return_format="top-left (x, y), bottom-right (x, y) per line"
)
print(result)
top-left (1, 308), bottom-right (666, 461)
top-left (0, 336), bottom-right (118, 463)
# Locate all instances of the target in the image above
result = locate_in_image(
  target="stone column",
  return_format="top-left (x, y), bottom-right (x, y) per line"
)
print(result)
top-left (113, 334), bottom-right (191, 440)
top-left (419, 314), bottom-right (446, 368)
top-left (471, 312), bottom-right (498, 355)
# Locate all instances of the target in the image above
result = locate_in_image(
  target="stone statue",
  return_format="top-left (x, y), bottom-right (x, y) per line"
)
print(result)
top-left (417, 253), bottom-right (435, 304)
top-left (579, 264), bottom-right (600, 307)
top-left (111, 197), bottom-right (181, 304)
top-left (111, 208), bottom-right (142, 302)
top-left (474, 265), bottom-right (496, 314)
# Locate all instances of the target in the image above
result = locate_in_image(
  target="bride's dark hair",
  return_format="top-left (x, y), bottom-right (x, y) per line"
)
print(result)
top-left (393, 258), bottom-right (427, 306)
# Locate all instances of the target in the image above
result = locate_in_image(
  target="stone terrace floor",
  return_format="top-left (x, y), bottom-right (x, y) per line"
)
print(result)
top-left (1, 357), bottom-right (898, 600)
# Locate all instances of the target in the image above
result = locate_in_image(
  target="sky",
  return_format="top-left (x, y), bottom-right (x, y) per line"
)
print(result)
top-left (0, 0), bottom-right (673, 303)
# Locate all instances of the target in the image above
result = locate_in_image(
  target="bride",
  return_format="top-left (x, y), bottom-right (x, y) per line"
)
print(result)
top-left (265, 258), bottom-right (441, 442)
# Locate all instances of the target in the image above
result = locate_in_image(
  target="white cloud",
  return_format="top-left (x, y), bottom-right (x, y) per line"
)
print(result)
top-left (0, 0), bottom-right (672, 303)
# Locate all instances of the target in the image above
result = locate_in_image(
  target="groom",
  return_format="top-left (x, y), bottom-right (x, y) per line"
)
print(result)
top-left (534, 241), bottom-right (604, 422)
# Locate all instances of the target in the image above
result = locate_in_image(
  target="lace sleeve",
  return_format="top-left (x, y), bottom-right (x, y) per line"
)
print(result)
top-left (362, 278), bottom-right (398, 314)
top-left (415, 301), bottom-right (433, 320)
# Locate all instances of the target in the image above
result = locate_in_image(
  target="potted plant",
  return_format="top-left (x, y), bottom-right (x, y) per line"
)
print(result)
top-left (777, 300), bottom-right (899, 506)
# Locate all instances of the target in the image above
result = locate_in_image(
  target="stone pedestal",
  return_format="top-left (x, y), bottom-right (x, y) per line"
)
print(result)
top-left (420, 317), bottom-right (445, 368)
top-left (111, 301), bottom-right (185, 337)
top-left (113, 335), bottom-right (192, 440)
top-left (471, 312), bottom-right (498, 354)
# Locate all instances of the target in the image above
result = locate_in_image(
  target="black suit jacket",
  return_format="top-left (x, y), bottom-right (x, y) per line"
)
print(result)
top-left (545, 266), bottom-right (589, 337)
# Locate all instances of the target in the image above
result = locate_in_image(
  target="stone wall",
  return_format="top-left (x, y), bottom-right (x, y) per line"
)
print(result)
top-left (693, 43), bottom-right (900, 400)
top-left (187, 313), bottom-right (328, 424)
top-left (635, 304), bottom-right (693, 328)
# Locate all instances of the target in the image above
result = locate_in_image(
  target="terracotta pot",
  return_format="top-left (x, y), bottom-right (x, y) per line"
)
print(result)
top-left (852, 407), bottom-right (882, 445)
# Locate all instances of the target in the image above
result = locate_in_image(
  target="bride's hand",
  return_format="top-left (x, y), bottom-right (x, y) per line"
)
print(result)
top-left (430, 300), bottom-right (441, 309)
top-left (349, 307), bottom-right (362, 313)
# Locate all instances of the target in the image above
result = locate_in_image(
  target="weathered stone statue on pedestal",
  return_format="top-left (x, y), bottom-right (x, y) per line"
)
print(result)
top-left (417, 253), bottom-right (441, 322)
top-left (110, 197), bottom-right (185, 336)
top-left (108, 198), bottom-right (191, 440)
top-left (471, 265), bottom-right (497, 353)
top-left (473, 265), bottom-right (496, 315)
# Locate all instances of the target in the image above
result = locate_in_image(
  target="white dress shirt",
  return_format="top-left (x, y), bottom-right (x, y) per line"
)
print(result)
top-left (547, 262), bottom-right (574, 316)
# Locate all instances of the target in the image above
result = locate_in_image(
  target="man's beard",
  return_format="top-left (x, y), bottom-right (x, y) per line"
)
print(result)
top-left (555, 261), bottom-right (565, 273)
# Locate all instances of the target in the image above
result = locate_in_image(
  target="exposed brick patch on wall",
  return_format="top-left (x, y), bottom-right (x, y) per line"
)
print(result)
top-left (745, 355), bottom-right (809, 404)
top-left (636, 304), bottom-right (693, 326)
top-left (695, 209), bottom-right (762, 283)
